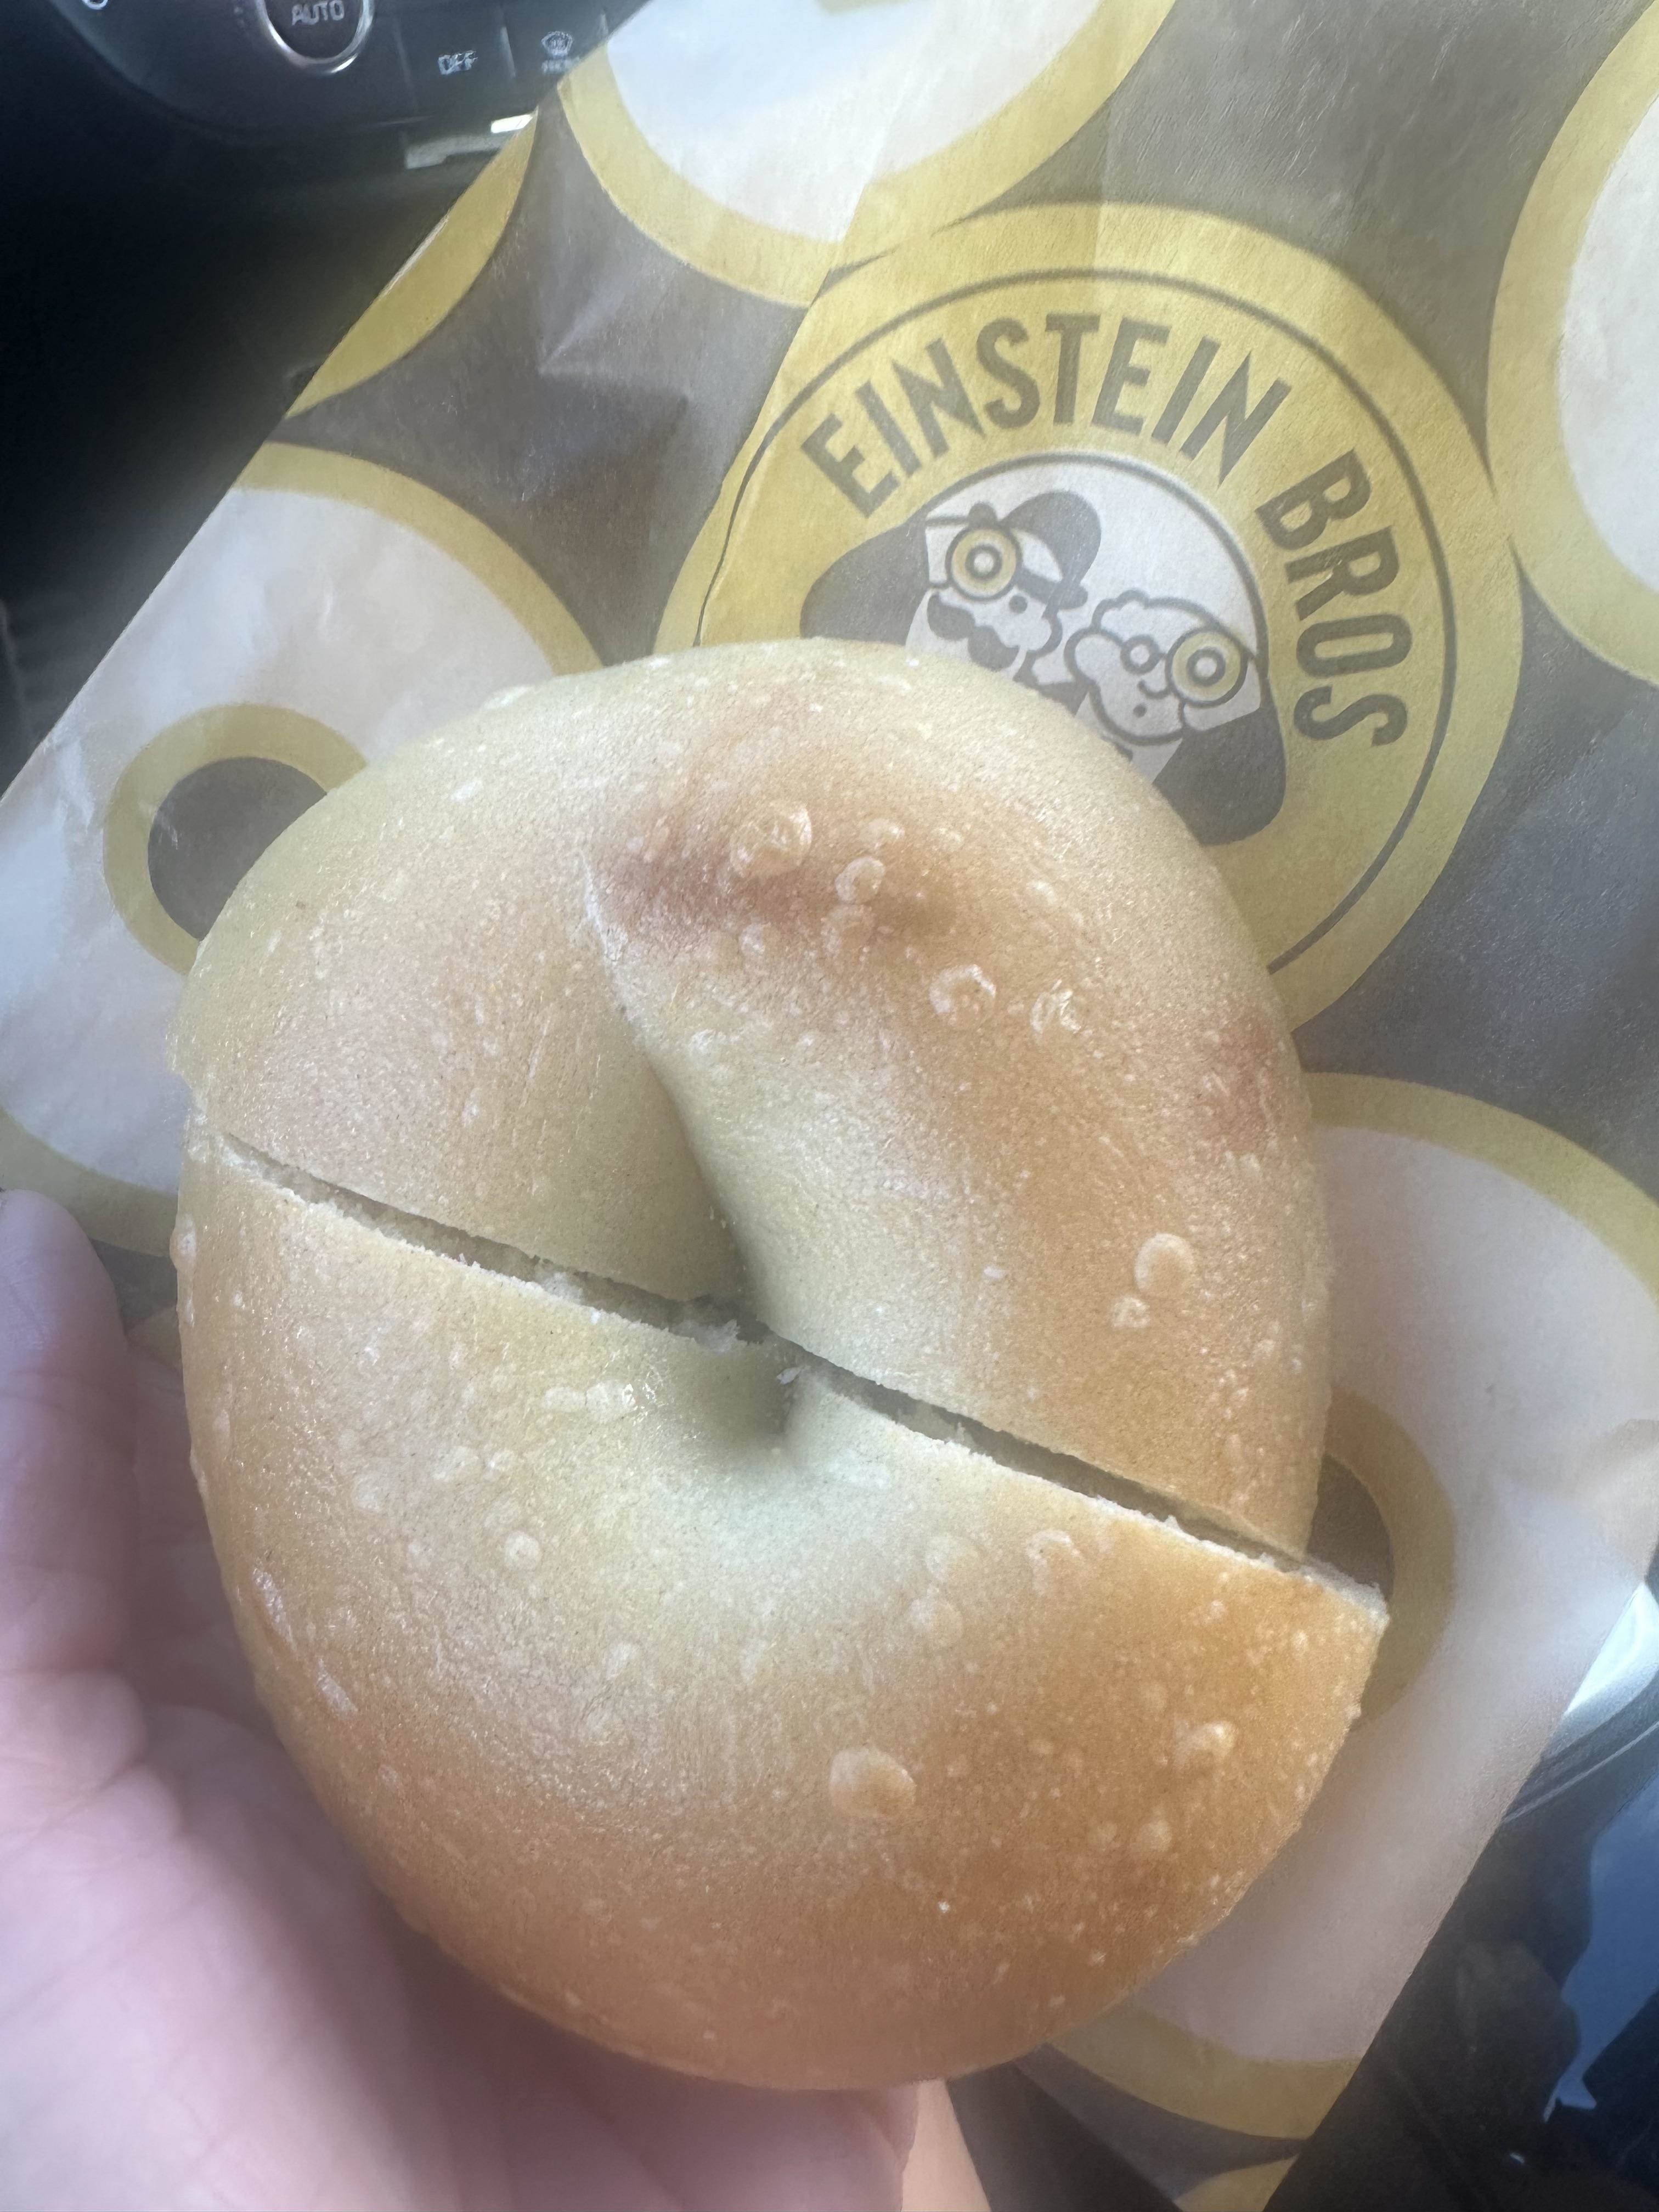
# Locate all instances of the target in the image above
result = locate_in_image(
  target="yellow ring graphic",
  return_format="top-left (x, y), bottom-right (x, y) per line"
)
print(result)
top-left (104, 707), bottom-right (366, 977)
top-left (1488, 5), bottom-right (1659, 682)
top-left (239, 444), bottom-right (600, 674)
top-left (1309, 1074), bottom-right (1659, 1305)
top-left (561, 1), bottom-right (1177, 307)
top-left (1053, 2002), bottom-right (1356, 2140)
top-left (561, 52), bottom-right (836, 308)
top-left (1177, 2163), bottom-right (1297, 2212)
top-left (1323, 1389), bottom-right (1456, 1724)
top-left (3, 447), bottom-right (594, 1258)
top-left (0, 1108), bottom-right (178, 1257)
top-left (290, 118), bottom-right (537, 415)
top-left (1052, 1079), bottom-right (1659, 2144)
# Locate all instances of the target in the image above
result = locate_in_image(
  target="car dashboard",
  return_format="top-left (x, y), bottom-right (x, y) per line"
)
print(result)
top-left (0, 0), bottom-right (639, 793)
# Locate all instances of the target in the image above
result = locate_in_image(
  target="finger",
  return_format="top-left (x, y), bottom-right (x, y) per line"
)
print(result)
top-left (0, 1192), bottom-right (144, 1815)
top-left (901, 2083), bottom-right (990, 2212)
top-left (0, 1192), bottom-right (136, 1673)
top-left (128, 1348), bottom-right (269, 1735)
top-left (539, 2027), bottom-right (913, 2212)
top-left (129, 1341), bottom-right (200, 1545)
top-left (414, 1942), bottom-right (915, 2212)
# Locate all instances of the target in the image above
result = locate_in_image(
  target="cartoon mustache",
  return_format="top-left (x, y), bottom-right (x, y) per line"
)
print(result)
top-left (926, 593), bottom-right (1020, 673)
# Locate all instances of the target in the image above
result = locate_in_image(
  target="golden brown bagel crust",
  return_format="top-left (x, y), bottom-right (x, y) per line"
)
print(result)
top-left (177, 1135), bottom-right (1382, 2091)
top-left (174, 642), bottom-right (1327, 1548)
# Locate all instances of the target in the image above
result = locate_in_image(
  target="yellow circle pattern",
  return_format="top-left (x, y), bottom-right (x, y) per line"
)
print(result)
top-left (104, 706), bottom-right (366, 976)
top-left (1488, 5), bottom-right (1659, 683)
top-left (290, 119), bottom-right (537, 415)
top-left (560, 1), bottom-right (1177, 307)
top-left (665, 203), bottom-right (1523, 1026)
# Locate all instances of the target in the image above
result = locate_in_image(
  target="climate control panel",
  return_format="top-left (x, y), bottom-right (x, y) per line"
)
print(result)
top-left (42, 0), bottom-right (625, 138)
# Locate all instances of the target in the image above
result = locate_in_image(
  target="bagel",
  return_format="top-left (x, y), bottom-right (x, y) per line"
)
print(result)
top-left (170, 639), bottom-right (1383, 2088)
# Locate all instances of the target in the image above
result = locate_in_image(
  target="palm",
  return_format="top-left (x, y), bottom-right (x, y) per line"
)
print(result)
top-left (0, 1194), bottom-right (912, 2212)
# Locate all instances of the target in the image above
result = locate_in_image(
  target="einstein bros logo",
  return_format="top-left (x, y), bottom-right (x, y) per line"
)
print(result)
top-left (810, 457), bottom-right (1286, 848)
top-left (668, 208), bottom-right (1521, 1026)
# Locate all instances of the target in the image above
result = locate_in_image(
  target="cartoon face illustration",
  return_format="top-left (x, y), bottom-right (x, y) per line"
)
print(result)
top-left (912, 490), bottom-right (1099, 675)
top-left (802, 455), bottom-right (1286, 846)
top-left (1066, 591), bottom-right (1263, 748)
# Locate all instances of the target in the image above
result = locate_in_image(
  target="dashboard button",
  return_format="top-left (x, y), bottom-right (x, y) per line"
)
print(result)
top-left (262, 0), bottom-right (371, 66)
top-left (503, 5), bottom-right (586, 86)
top-left (399, 5), bottom-right (514, 109)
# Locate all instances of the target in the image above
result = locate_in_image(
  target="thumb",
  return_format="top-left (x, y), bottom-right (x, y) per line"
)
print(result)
top-left (0, 1191), bottom-right (141, 1826)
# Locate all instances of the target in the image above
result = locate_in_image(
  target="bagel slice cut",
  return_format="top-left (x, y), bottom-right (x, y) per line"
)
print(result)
top-left (176, 1131), bottom-right (1382, 2091)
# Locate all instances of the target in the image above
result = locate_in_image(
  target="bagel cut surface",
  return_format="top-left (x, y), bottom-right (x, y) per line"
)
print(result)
top-left (171, 639), bottom-right (1384, 2088)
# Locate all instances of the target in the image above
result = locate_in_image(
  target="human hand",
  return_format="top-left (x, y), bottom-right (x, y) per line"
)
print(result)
top-left (0, 1190), bottom-right (917, 2212)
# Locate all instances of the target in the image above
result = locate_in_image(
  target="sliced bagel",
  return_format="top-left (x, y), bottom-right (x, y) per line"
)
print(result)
top-left (176, 1131), bottom-right (1381, 2090)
